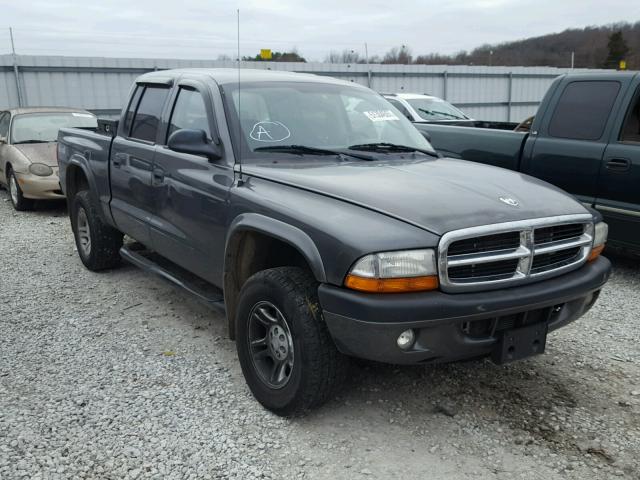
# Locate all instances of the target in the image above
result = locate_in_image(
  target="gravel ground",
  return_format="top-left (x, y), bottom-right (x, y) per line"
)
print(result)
top-left (0, 190), bottom-right (639, 480)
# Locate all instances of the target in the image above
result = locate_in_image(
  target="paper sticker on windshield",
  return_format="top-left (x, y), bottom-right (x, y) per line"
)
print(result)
top-left (71, 112), bottom-right (94, 118)
top-left (363, 110), bottom-right (400, 122)
top-left (250, 121), bottom-right (291, 142)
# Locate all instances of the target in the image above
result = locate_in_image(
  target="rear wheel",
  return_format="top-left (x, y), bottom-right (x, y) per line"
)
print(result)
top-left (71, 190), bottom-right (123, 271)
top-left (236, 267), bottom-right (349, 416)
top-left (8, 169), bottom-right (35, 211)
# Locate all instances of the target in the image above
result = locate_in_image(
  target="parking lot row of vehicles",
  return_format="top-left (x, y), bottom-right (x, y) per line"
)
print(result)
top-left (50, 69), bottom-right (611, 416)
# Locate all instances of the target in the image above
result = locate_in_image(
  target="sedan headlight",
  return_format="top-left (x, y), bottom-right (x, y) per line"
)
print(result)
top-left (589, 221), bottom-right (608, 262)
top-left (345, 249), bottom-right (438, 293)
top-left (29, 163), bottom-right (53, 177)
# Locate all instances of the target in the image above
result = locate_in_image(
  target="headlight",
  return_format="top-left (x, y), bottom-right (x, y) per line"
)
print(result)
top-left (344, 249), bottom-right (438, 293)
top-left (589, 221), bottom-right (608, 262)
top-left (29, 163), bottom-right (53, 177)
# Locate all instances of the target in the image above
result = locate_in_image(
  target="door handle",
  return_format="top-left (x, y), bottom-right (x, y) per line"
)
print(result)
top-left (152, 167), bottom-right (165, 183)
top-left (605, 158), bottom-right (631, 172)
top-left (112, 153), bottom-right (128, 167)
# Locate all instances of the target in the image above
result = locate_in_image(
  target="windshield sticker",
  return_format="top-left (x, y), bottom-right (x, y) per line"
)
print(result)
top-left (250, 121), bottom-right (291, 142)
top-left (363, 110), bottom-right (400, 122)
top-left (71, 112), bottom-right (94, 118)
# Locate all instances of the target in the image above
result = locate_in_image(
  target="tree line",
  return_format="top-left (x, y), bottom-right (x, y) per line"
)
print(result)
top-left (232, 21), bottom-right (638, 68)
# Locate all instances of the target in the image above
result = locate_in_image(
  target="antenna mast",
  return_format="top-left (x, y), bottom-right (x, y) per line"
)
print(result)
top-left (236, 9), bottom-right (243, 182)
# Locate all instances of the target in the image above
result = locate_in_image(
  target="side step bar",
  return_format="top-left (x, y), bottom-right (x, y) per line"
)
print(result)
top-left (120, 245), bottom-right (225, 311)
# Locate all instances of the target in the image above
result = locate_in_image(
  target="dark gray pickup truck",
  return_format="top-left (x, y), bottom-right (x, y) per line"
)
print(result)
top-left (418, 72), bottom-right (640, 255)
top-left (58, 69), bottom-right (611, 416)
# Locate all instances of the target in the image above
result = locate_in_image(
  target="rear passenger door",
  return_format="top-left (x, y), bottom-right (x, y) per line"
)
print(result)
top-left (597, 78), bottom-right (640, 251)
top-left (110, 84), bottom-right (170, 246)
top-left (522, 80), bottom-right (624, 205)
top-left (150, 79), bottom-right (232, 286)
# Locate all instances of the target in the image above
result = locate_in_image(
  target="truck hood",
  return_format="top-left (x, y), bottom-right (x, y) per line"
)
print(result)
top-left (243, 157), bottom-right (590, 235)
top-left (13, 143), bottom-right (57, 167)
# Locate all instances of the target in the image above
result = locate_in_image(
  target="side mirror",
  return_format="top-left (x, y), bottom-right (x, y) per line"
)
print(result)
top-left (421, 131), bottom-right (432, 142)
top-left (167, 129), bottom-right (221, 161)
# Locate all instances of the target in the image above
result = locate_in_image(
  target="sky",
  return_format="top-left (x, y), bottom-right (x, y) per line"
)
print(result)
top-left (0, 0), bottom-right (639, 61)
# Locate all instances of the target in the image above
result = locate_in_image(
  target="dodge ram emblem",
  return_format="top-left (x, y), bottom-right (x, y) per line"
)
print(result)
top-left (499, 197), bottom-right (519, 207)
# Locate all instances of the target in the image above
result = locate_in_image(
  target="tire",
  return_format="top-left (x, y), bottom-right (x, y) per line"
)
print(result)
top-left (71, 190), bottom-right (123, 271)
top-left (8, 169), bottom-right (35, 211)
top-left (236, 267), bottom-right (349, 417)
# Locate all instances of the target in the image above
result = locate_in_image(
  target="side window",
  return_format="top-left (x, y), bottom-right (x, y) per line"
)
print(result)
top-left (620, 89), bottom-right (640, 143)
top-left (387, 98), bottom-right (412, 120)
top-left (122, 86), bottom-right (142, 136)
top-left (548, 81), bottom-right (621, 141)
top-left (167, 88), bottom-right (211, 142)
top-left (0, 113), bottom-right (9, 139)
top-left (130, 86), bottom-right (170, 143)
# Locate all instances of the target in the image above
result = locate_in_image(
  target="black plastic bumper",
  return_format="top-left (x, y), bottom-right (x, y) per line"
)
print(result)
top-left (318, 257), bottom-right (611, 364)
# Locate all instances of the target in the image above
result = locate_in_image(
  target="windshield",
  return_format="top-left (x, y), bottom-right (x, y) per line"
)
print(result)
top-left (11, 112), bottom-right (97, 144)
top-left (405, 98), bottom-right (469, 121)
top-left (221, 81), bottom-right (435, 161)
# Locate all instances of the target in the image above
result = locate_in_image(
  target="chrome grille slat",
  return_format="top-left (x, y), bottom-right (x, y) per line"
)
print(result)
top-left (438, 214), bottom-right (594, 293)
top-left (447, 246), bottom-right (530, 267)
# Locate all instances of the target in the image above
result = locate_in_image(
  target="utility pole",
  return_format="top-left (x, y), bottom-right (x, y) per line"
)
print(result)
top-left (570, 51), bottom-right (575, 69)
top-left (9, 27), bottom-right (24, 107)
top-left (364, 42), bottom-right (371, 88)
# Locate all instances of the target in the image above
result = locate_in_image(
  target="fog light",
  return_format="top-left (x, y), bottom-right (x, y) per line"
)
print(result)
top-left (397, 329), bottom-right (415, 350)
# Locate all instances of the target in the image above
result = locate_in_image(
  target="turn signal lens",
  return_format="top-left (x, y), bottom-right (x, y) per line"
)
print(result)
top-left (344, 274), bottom-right (439, 293)
top-left (588, 244), bottom-right (605, 262)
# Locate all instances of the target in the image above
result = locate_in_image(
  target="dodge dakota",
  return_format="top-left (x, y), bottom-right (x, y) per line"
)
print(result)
top-left (419, 72), bottom-right (640, 255)
top-left (57, 69), bottom-right (611, 416)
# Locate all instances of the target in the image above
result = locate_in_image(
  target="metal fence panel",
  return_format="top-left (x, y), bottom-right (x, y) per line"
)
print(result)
top-left (0, 54), bottom-right (618, 121)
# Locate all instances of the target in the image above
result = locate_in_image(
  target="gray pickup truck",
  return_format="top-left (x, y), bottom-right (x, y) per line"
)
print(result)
top-left (58, 69), bottom-right (611, 416)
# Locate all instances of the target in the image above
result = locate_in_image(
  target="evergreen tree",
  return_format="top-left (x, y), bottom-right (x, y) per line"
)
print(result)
top-left (604, 30), bottom-right (630, 68)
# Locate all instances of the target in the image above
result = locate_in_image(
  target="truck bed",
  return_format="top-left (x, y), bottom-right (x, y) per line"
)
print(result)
top-left (57, 126), bottom-right (115, 210)
top-left (415, 123), bottom-right (529, 171)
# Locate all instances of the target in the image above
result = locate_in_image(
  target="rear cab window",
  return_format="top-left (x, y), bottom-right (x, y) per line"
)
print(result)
top-left (129, 86), bottom-right (170, 143)
top-left (548, 81), bottom-right (621, 140)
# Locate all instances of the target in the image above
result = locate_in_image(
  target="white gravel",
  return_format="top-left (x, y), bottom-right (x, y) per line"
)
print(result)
top-left (0, 189), bottom-right (638, 480)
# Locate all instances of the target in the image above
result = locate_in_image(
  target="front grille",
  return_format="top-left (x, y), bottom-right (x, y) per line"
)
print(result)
top-left (438, 215), bottom-right (594, 293)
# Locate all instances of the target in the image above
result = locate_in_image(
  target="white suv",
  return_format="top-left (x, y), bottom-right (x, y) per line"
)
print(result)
top-left (382, 93), bottom-right (473, 123)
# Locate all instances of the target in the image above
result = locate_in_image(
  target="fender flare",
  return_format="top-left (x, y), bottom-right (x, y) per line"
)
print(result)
top-left (64, 156), bottom-right (113, 225)
top-left (223, 213), bottom-right (327, 339)
top-left (224, 213), bottom-right (327, 283)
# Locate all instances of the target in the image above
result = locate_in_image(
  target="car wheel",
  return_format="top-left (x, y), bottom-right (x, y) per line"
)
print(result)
top-left (8, 169), bottom-right (35, 211)
top-left (236, 267), bottom-right (349, 417)
top-left (71, 190), bottom-right (123, 271)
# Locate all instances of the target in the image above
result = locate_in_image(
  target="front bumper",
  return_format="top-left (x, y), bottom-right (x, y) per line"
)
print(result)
top-left (318, 257), bottom-right (611, 364)
top-left (15, 170), bottom-right (64, 200)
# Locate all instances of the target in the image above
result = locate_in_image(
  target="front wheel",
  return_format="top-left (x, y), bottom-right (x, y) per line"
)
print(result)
top-left (71, 190), bottom-right (123, 271)
top-left (8, 170), bottom-right (34, 211)
top-left (236, 267), bottom-right (349, 416)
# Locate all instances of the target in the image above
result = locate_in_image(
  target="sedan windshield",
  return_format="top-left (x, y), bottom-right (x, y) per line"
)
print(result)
top-left (11, 112), bottom-right (97, 144)
top-left (221, 81), bottom-right (435, 161)
top-left (406, 98), bottom-right (469, 121)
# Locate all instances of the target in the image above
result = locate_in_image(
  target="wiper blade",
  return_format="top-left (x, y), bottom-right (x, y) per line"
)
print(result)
top-left (417, 108), bottom-right (462, 120)
top-left (253, 144), bottom-right (374, 160)
top-left (13, 140), bottom-right (47, 144)
top-left (348, 142), bottom-right (437, 157)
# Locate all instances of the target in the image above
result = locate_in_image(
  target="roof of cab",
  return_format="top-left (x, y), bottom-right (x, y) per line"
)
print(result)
top-left (135, 68), bottom-right (368, 88)
top-left (383, 93), bottom-right (438, 100)
top-left (4, 106), bottom-right (95, 115)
